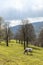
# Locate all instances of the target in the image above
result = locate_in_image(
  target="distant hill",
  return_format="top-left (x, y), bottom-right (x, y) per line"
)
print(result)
top-left (32, 22), bottom-right (43, 35)
top-left (11, 22), bottom-right (43, 37)
top-left (10, 25), bottom-right (21, 34)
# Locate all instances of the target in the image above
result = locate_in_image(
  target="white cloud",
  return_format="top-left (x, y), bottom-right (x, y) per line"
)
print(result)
top-left (9, 20), bottom-right (21, 26)
top-left (28, 17), bottom-right (43, 23)
top-left (0, 0), bottom-right (24, 11)
top-left (10, 0), bottom-right (23, 11)
top-left (32, 0), bottom-right (43, 11)
top-left (1, 0), bottom-right (43, 11)
top-left (0, 0), bottom-right (43, 20)
top-left (8, 17), bottom-right (43, 27)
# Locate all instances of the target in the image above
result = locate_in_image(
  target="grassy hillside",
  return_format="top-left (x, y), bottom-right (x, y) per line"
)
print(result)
top-left (0, 40), bottom-right (43, 65)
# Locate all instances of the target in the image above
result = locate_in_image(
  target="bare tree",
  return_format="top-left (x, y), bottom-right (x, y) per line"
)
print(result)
top-left (0, 17), bottom-right (4, 43)
top-left (38, 29), bottom-right (43, 47)
top-left (21, 20), bottom-right (28, 49)
top-left (19, 19), bottom-right (36, 49)
top-left (4, 22), bottom-right (12, 46)
top-left (20, 19), bottom-right (29, 49)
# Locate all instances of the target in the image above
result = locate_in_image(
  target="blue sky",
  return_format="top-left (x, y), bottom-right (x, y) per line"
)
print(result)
top-left (0, 0), bottom-right (43, 26)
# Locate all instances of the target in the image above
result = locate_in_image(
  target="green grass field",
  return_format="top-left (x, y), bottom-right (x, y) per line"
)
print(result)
top-left (0, 40), bottom-right (43, 65)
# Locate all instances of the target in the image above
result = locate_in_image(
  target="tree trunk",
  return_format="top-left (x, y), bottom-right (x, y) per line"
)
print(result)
top-left (19, 40), bottom-right (20, 44)
top-left (24, 40), bottom-right (25, 49)
top-left (26, 40), bottom-right (28, 47)
top-left (6, 39), bottom-right (8, 46)
top-left (16, 40), bottom-right (18, 43)
top-left (21, 41), bottom-right (23, 44)
top-left (24, 33), bottom-right (26, 49)
top-left (6, 34), bottom-right (8, 46)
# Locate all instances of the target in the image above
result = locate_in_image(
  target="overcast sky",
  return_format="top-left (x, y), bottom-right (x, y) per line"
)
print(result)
top-left (0, 0), bottom-right (43, 26)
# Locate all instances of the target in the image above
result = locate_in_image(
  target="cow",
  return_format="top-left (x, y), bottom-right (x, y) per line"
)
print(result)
top-left (24, 48), bottom-right (32, 55)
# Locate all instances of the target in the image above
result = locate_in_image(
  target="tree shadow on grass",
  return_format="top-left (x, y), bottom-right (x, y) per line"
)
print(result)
top-left (24, 52), bottom-right (33, 56)
top-left (28, 46), bottom-right (40, 50)
top-left (0, 42), bottom-right (5, 46)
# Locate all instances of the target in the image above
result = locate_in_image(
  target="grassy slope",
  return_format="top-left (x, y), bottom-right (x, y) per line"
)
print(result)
top-left (0, 40), bottom-right (43, 65)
